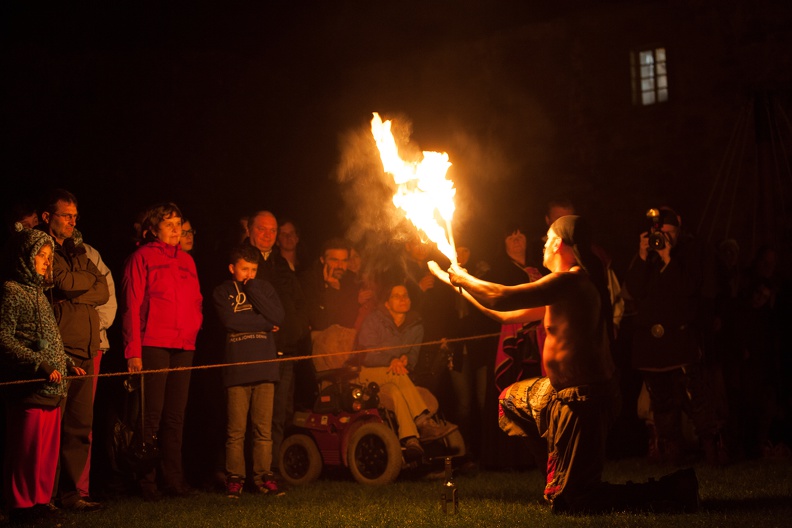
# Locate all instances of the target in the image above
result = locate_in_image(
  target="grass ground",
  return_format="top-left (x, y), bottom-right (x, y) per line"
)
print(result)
top-left (14, 457), bottom-right (792, 528)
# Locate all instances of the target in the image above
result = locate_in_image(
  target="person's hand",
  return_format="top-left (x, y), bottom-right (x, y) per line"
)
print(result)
top-left (358, 288), bottom-right (374, 305)
top-left (69, 366), bottom-right (87, 376)
top-left (387, 357), bottom-right (409, 375)
top-left (654, 234), bottom-right (673, 266)
top-left (127, 357), bottom-right (143, 373)
top-left (48, 370), bottom-right (62, 383)
top-left (638, 231), bottom-right (650, 261)
top-left (418, 273), bottom-right (435, 292)
top-left (640, 231), bottom-right (672, 266)
top-left (427, 261), bottom-right (452, 286)
top-left (272, 325), bottom-right (280, 332)
top-left (323, 261), bottom-right (341, 290)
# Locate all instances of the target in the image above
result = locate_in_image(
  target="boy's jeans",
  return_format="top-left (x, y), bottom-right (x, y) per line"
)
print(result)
top-left (226, 382), bottom-right (275, 486)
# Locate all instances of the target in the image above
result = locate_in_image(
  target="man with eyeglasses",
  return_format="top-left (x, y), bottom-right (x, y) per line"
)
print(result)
top-left (37, 189), bottom-right (112, 512)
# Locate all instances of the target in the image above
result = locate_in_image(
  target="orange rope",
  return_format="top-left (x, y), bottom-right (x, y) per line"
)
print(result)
top-left (0, 332), bottom-right (501, 387)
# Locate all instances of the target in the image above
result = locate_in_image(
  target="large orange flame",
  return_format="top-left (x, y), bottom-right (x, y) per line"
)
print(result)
top-left (370, 112), bottom-right (457, 262)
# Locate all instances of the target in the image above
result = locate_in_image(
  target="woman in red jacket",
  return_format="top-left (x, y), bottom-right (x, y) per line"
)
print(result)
top-left (122, 202), bottom-right (202, 501)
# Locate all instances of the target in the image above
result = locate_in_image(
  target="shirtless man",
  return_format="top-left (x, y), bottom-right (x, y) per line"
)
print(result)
top-left (430, 215), bottom-right (698, 514)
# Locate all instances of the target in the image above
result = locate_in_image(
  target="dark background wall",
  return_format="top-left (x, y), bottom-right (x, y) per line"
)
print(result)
top-left (3, 0), bottom-right (791, 277)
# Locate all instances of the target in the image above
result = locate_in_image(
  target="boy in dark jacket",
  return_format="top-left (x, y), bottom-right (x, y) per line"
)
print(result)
top-left (213, 245), bottom-right (285, 498)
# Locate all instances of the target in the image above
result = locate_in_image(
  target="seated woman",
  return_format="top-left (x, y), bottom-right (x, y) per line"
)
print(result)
top-left (355, 283), bottom-right (457, 459)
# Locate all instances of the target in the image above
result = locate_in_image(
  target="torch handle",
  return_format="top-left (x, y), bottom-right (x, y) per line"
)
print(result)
top-left (446, 219), bottom-right (458, 265)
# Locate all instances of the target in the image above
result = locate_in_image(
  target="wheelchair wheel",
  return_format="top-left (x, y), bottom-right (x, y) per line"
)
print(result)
top-left (279, 434), bottom-right (322, 486)
top-left (347, 422), bottom-right (402, 485)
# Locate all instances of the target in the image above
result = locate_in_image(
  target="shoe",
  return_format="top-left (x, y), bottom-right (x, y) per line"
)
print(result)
top-left (163, 484), bottom-right (197, 498)
top-left (403, 437), bottom-right (424, 461)
top-left (658, 467), bottom-right (700, 513)
top-left (418, 419), bottom-right (459, 442)
top-left (140, 487), bottom-right (163, 502)
top-left (61, 498), bottom-right (103, 512)
top-left (9, 507), bottom-right (38, 525)
top-left (646, 423), bottom-right (662, 464)
top-left (11, 503), bottom-right (64, 524)
top-left (258, 479), bottom-right (286, 497)
top-left (226, 476), bottom-right (243, 499)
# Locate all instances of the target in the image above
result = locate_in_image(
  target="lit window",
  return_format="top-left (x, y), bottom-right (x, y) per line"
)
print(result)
top-left (631, 47), bottom-right (668, 106)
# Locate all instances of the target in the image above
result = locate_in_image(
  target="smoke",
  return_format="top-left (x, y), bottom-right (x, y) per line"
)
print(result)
top-left (334, 114), bottom-right (434, 288)
top-left (335, 114), bottom-right (421, 244)
top-left (335, 113), bottom-right (524, 271)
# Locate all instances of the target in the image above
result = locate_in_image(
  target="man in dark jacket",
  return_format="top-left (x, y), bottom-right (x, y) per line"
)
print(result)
top-left (624, 207), bottom-right (724, 465)
top-left (246, 211), bottom-right (311, 477)
top-left (39, 189), bottom-right (109, 511)
top-left (300, 237), bottom-right (360, 332)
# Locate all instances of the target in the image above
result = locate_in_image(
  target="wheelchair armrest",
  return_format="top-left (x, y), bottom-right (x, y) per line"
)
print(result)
top-left (314, 363), bottom-right (361, 384)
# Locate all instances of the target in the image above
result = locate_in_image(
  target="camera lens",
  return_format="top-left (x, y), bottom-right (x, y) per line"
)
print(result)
top-left (648, 232), bottom-right (666, 250)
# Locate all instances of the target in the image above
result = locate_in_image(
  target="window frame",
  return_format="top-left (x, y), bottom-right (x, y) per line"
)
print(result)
top-left (631, 46), bottom-right (668, 106)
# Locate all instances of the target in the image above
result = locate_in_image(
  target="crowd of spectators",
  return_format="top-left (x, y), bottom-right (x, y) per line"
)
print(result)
top-left (1, 191), bottom-right (790, 522)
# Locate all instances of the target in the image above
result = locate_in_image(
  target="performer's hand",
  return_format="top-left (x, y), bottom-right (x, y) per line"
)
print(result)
top-left (70, 366), bottom-right (87, 376)
top-left (447, 263), bottom-right (469, 287)
top-left (48, 369), bottom-right (62, 383)
top-left (127, 357), bottom-right (143, 373)
top-left (427, 261), bottom-right (452, 286)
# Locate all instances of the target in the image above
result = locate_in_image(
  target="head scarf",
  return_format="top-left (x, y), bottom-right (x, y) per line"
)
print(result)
top-left (550, 215), bottom-right (598, 274)
top-left (549, 215), bottom-right (614, 342)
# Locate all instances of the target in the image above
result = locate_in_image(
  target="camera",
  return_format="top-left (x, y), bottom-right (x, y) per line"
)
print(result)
top-left (646, 208), bottom-right (667, 250)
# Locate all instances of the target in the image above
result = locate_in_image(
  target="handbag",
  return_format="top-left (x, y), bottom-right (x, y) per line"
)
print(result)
top-left (112, 375), bottom-right (160, 477)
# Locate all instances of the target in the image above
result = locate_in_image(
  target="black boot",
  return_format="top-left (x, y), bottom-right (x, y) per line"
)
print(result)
top-left (654, 467), bottom-right (700, 513)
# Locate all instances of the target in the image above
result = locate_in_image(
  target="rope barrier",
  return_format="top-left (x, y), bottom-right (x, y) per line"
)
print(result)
top-left (0, 332), bottom-right (502, 387)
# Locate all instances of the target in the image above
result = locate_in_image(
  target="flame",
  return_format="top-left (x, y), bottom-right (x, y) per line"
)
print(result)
top-left (370, 112), bottom-right (457, 262)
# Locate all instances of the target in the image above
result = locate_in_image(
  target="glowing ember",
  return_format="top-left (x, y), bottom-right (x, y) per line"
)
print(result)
top-left (370, 112), bottom-right (457, 262)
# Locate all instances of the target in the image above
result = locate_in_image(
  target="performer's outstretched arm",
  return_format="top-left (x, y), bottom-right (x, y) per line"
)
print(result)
top-left (428, 261), bottom-right (545, 323)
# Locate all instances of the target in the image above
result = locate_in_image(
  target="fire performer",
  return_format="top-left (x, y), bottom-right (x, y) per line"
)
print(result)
top-left (429, 215), bottom-right (699, 514)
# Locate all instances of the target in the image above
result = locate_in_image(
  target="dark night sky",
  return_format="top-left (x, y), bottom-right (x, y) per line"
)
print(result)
top-left (2, 2), bottom-right (567, 258)
top-left (3, 1), bottom-right (790, 274)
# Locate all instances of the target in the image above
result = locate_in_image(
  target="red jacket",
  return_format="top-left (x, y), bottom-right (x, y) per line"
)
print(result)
top-left (122, 240), bottom-right (203, 359)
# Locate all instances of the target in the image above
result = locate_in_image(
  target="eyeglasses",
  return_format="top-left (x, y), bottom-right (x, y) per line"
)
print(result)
top-left (52, 212), bottom-right (79, 222)
top-left (181, 230), bottom-right (196, 237)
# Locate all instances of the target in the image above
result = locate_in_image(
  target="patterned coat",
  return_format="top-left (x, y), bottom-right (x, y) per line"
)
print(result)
top-left (0, 224), bottom-right (72, 405)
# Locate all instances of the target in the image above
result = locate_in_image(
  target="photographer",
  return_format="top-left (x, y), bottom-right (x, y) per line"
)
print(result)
top-left (624, 207), bottom-right (725, 465)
